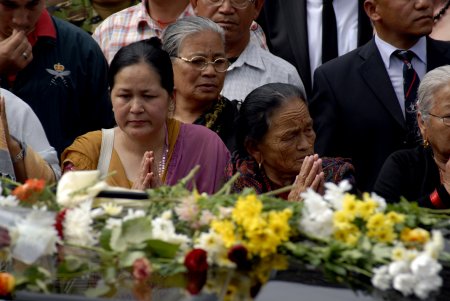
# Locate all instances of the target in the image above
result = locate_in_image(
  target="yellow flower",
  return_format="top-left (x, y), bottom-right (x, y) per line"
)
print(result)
top-left (246, 228), bottom-right (280, 258)
top-left (342, 194), bottom-right (358, 219)
top-left (267, 210), bottom-right (292, 242)
top-left (334, 224), bottom-right (360, 245)
top-left (232, 195), bottom-right (262, 226)
top-left (367, 225), bottom-right (396, 243)
top-left (400, 227), bottom-right (430, 244)
top-left (211, 220), bottom-right (236, 248)
top-left (366, 212), bottom-right (385, 230)
top-left (333, 210), bottom-right (352, 228)
top-left (355, 199), bottom-right (377, 220)
top-left (386, 211), bottom-right (405, 224)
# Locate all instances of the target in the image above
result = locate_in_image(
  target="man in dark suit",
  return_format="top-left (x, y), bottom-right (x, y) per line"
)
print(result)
top-left (258, 0), bottom-right (373, 96)
top-left (309, 0), bottom-right (450, 192)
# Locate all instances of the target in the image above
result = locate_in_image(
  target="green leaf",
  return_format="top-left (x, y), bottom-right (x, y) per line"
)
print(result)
top-left (119, 251), bottom-right (147, 268)
top-left (99, 229), bottom-right (113, 251)
top-left (122, 217), bottom-right (153, 244)
top-left (146, 239), bottom-right (180, 258)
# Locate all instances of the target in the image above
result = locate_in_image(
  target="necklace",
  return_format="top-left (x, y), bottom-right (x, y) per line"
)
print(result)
top-left (157, 143), bottom-right (168, 178)
top-left (434, 0), bottom-right (450, 22)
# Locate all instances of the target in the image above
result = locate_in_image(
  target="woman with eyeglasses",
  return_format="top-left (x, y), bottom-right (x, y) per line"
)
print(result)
top-left (374, 65), bottom-right (450, 208)
top-left (61, 38), bottom-right (230, 193)
top-left (162, 16), bottom-right (238, 151)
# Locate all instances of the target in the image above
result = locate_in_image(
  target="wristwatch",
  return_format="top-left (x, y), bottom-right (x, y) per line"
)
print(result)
top-left (11, 140), bottom-right (27, 164)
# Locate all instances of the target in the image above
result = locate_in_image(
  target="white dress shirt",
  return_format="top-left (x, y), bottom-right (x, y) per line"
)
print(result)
top-left (374, 35), bottom-right (427, 117)
top-left (307, 0), bottom-right (358, 81)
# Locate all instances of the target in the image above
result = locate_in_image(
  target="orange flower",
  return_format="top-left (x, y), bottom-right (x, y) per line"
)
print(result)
top-left (12, 179), bottom-right (46, 203)
top-left (0, 273), bottom-right (15, 296)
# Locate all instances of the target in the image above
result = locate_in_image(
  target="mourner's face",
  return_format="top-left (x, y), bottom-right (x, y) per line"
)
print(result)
top-left (172, 30), bottom-right (226, 106)
top-left (256, 98), bottom-right (316, 180)
top-left (0, 0), bottom-right (45, 39)
top-left (191, 0), bottom-right (263, 49)
top-left (111, 62), bottom-right (171, 140)
top-left (367, 0), bottom-right (434, 42)
top-left (421, 82), bottom-right (450, 163)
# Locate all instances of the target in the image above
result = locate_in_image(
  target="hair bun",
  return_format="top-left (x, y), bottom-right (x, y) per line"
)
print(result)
top-left (145, 37), bottom-right (162, 49)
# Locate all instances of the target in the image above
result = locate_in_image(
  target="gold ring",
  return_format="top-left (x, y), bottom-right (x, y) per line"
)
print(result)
top-left (22, 52), bottom-right (28, 59)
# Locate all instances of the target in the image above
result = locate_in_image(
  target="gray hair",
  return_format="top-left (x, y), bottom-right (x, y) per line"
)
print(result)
top-left (161, 16), bottom-right (225, 57)
top-left (417, 65), bottom-right (450, 121)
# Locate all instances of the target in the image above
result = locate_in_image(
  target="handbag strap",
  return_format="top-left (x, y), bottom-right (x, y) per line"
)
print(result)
top-left (97, 128), bottom-right (115, 177)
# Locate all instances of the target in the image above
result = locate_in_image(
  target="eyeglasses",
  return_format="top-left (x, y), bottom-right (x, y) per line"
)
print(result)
top-left (174, 56), bottom-right (230, 73)
top-left (204, 0), bottom-right (256, 10)
top-left (428, 113), bottom-right (450, 127)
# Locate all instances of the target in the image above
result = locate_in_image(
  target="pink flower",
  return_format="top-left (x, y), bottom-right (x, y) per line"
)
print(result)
top-left (132, 258), bottom-right (152, 281)
top-left (174, 196), bottom-right (199, 223)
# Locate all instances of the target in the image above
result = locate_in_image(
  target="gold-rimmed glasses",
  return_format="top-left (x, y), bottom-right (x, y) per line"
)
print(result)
top-left (428, 113), bottom-right (450, 127)
top-left (174, 56), bottom-right (230, 73)
top-left (204, 0), bottom-right (256, 10)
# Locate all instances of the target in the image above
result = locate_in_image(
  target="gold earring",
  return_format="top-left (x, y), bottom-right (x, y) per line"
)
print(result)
top-left (423, 138), bottom-right (430, 148)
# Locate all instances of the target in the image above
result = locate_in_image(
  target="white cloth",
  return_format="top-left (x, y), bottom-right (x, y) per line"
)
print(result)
top-left (222, 41), bottom-right (304, 101)
top-left (1, 88), bottom-right (61, 179)
top-left (374, 36), bottom-right (427, 117)
top-left (307, 0), bottom-right (358, 81)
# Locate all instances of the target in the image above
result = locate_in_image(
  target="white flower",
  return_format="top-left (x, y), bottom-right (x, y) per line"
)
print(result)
top-left (323, 180), bottom-right (352, 210)
top-left (414, 275), bottom-right (442, 299)
top-left (57, 170), bottom-right (108, 208)
top-left (100, 202), bottom-right (123, 216)
top-left (198, 210), bottom-right (214, 226)
top-left (0, 195), bottom-right (19, 207)
top-left (388, 260), bottom-right (410, 277)
top-left (151, 217), bottom-right (191, 250)
top-left (161, 210), bottom-right (172, 220)
top-left (371, 265), bottom-right (392, 290)
top-left (393, 273), bottom-right (416, 296)
top-left (12, 211), bottom-right (60, 264)
top-left (218, 206), bottom-right (232, 219)
top-left (105, 218), bottom-right (122, 229)
top-left (425, 230), bottom-right (444, 259)
top-left (299, 192), bottom-right (334, 238)
top-left (63, 202), bottom-right (97, 247)
top-left (410, 253), bottom-right (442, 278)
top-left (32, 204), bottom-right (48, 211)
top-left (123, 209), bottom-right (146, 222)
top-left (195, 230), bottom-right (224, 263)
top-left (370, 192), bottom-right (387, 212)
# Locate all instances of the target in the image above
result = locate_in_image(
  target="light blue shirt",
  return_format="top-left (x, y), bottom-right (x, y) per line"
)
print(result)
top-left (374, 35), bottom-right (427, 118)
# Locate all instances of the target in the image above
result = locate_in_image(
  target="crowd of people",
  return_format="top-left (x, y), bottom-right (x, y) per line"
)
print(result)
top-left (0, 0), bottom-right (449, 209)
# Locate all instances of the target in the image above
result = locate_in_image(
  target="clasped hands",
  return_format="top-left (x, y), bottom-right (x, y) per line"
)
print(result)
top-left (288, 154), bottom-right (325, 202)
top-left (132, 151), bottom-right (162, 190)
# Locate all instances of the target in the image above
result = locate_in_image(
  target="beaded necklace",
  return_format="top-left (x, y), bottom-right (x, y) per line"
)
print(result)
top-left (434, 0), bottom-right (450, 22)
top-left (157, 143), bottom-right (168, 178)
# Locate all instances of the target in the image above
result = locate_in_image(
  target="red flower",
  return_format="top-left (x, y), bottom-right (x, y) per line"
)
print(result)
top-left (132, 258), bottom-right (152, 281)
top-left (186, 270), bottom-right (207, 295)
top-left (184, 249), bottom-right (208, 273)
top-left (12, 179), bottom-right (46, 203)
top-left (0, 273), bottom-right (15, 296)
top-left (54, 209), bottom-right (68, 240)
top-left (228, 245), bottom-right (250, 269)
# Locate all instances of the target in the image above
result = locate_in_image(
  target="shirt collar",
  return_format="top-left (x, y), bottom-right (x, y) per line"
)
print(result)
top-left (28, 10), bottom-right (56, 46)
top-left (229, 40), bottom-right (265, 71)
top-left (375, 35), bottom-right (427, 69)
top-left (134, 0), bottom-right (194, 32)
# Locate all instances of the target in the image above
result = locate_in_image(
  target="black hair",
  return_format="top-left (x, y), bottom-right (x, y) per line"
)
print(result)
top-left (236, 83), bottom-right (307, 156)
top-left (108, 37), bottom-right (174, 94)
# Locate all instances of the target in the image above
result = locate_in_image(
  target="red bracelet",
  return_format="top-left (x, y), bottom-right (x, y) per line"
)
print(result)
top-left (430, 189), bottom-right (446, 209)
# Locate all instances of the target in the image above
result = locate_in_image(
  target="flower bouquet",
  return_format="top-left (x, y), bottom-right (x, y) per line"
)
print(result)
top-left (0, 171), bottom-right (449, 300)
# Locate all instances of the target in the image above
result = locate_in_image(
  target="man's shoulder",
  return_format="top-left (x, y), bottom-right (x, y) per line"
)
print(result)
top-left (252, 42), bottom-right (297, 72)
top-left (97, 3), bottom-right (142, 28)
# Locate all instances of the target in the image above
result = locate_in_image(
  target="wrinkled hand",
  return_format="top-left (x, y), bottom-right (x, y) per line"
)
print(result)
top-left (288, 154), bottom-right (325, 202)
top-left (132, 151), bottom-right (162, 190)
top-left (0, 29), bottom-right (32, 75)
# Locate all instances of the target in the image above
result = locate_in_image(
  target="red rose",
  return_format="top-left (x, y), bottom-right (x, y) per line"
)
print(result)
top-left (132, 258), bottom-right (152, 282)
top-left (184, 249), bottom-right (208, 273)
top-left (228, 245), bottom-right (250, 269)
top-left (0, 273), bottom-right (15, 296)
top-left (54, 208), bottom-right (68, 240)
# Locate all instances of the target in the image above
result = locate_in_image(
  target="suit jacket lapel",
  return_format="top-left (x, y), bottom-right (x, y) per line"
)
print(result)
top-left (357, 0), bottom-right (373, 46)
top-left (279, 0), bottom-right (311, 93)
top-left (358, 40), bottom-right (405, 128)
